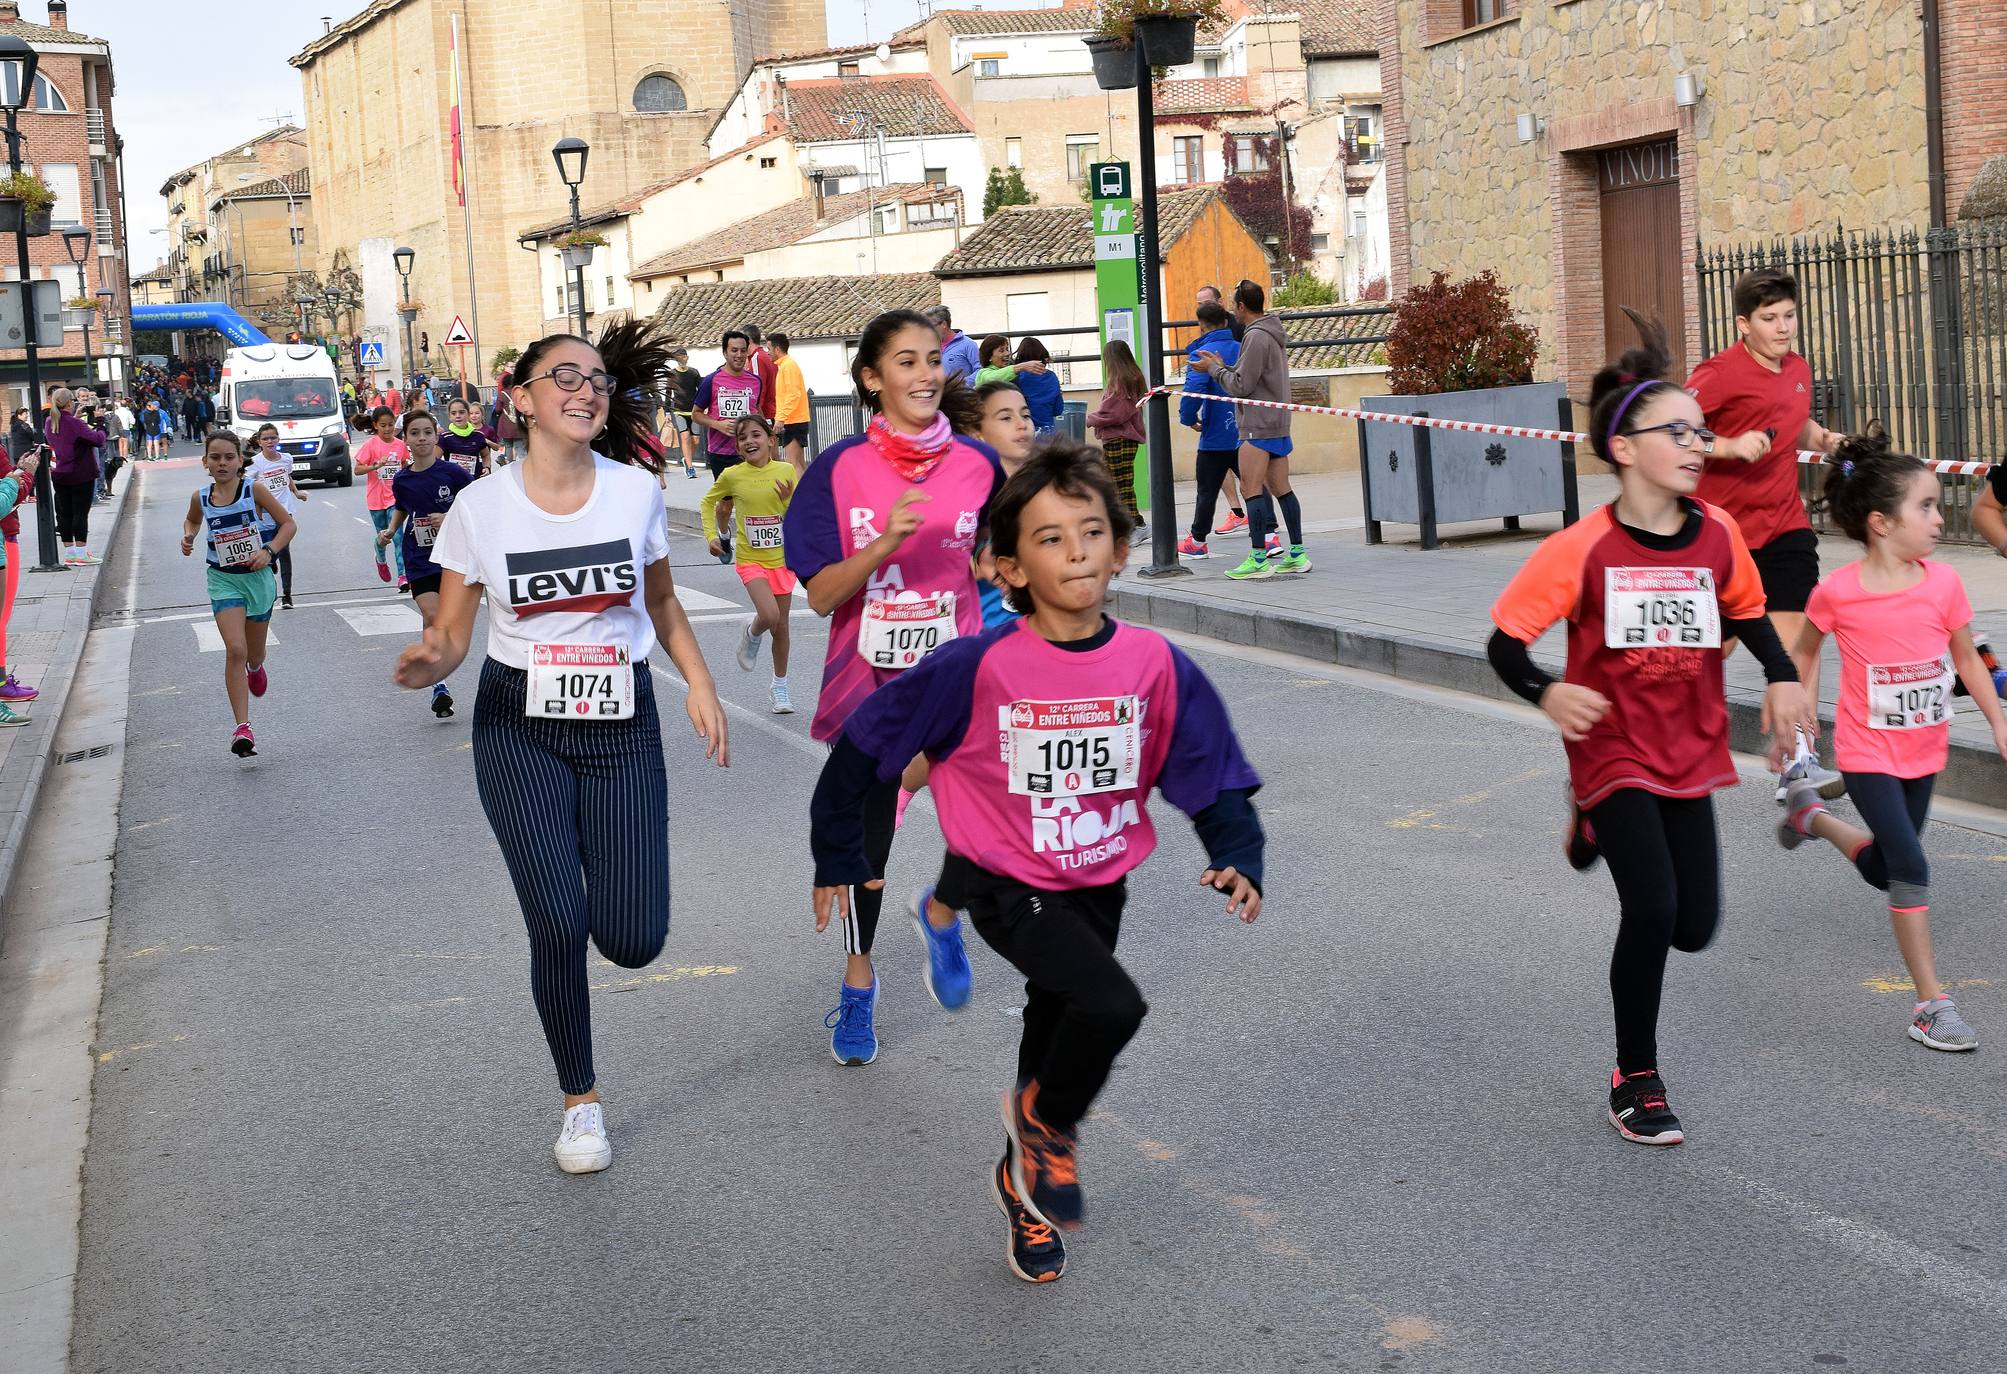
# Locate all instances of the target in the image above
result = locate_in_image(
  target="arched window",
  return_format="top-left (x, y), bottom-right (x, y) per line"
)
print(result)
top-left (0, 62), bottom-right (69, 111)
top-left (633, 74), bottom-right (686, 113)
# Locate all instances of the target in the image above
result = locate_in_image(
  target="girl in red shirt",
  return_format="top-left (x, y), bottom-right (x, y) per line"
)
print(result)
top-left (1779, 429), bottom-right (2007, 1052)
top-left (1488, 321), bottom-right (1811, 1146)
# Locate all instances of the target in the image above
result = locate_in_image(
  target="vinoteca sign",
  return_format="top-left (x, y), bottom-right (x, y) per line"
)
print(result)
top-left (1599, 140), bottom-right (1678, 192)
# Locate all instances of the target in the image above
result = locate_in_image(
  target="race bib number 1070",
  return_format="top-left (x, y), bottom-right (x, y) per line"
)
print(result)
top-left (1004, 696), bottom-right (1141, 798)
top-left (526, 643), bottom-right (635, 720)
top-left (858, 592), bottom-right (956, 669)
top-left (1604, 566), bottom-right (1721, 650)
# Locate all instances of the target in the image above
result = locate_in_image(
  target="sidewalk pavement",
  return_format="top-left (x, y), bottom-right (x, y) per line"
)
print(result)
top-left (662, 455), bottom-right (2007, 809)
top-left (0, 468), bottom-right (138, 911)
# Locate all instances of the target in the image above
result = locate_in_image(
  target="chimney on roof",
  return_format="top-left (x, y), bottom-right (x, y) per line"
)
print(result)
top-left (0, 4), bottom-right (21, 24)
top-left (809, 170), bottom-right (827, 225)
top-left (46, 0), bottom-right (66, 29)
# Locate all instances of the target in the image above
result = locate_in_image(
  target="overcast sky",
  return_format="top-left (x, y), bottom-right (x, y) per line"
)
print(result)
top-left (91, 0), bottom-right (1055, 262)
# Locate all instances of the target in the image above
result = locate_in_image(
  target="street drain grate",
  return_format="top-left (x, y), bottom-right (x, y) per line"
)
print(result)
top-left (53, 744), bottom-right (115, 766)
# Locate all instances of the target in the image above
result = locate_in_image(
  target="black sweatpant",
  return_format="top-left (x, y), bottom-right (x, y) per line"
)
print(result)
top-left (1842, 770), bottom-right (1934, 909)
top-left (272, 543), bottom-right (293, 599)
top-left (52, 479), bottom-right (92, 543)
top-left (948, 853), bottom-right (1147, 1133)
top-left (1586, 789), bottom-right (1721, 1076)
top-left (1188, 448), bottom-right (1239, 541)
top-left (471, 658), bottom-right (670, 1095)
top-left (842, 778), bottom-right (900, 956)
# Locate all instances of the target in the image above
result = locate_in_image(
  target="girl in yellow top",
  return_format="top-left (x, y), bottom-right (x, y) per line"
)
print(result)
top-left (702, 414), bottom-right (798, 713)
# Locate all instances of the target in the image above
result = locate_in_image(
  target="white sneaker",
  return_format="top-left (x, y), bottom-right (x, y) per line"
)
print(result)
top-left (770, 678), bottom-right (794, 714)
top-left (553, 1102), bottom-right (612, 1174)
top-left (735, 622), bottom-right (762, 672)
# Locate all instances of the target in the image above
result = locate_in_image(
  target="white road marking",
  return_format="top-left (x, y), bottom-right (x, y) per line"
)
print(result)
top-left (648, 662), bottom-right (825, 763)
top-left (133, 593), bottom-right (411, 626)
top-left (192, 624), bottom-right (280, 654)
top-left (675, 586), bottom-right (736, 612)
top-left (352, 516), bottom-right (369, 525)
top-left (334, 605), bottom-right (422, 637)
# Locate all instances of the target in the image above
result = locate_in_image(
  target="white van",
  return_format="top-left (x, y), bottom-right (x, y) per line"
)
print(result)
top-left (218, 344), bottom-right (352, 487)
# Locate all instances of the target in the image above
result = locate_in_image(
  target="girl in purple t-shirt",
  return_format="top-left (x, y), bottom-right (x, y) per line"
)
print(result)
top-left (783, 309), bottom-right (1002, 1066)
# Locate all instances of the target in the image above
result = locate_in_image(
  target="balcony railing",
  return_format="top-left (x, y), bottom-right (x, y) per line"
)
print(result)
top-left (85, 108), bottom-right (105, 147)
top-left (94, 205), bottom-right (112, 245)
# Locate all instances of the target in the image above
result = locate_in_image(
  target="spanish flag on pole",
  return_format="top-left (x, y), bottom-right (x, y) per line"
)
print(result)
top-left (449, 16), bottom-right (466, 206)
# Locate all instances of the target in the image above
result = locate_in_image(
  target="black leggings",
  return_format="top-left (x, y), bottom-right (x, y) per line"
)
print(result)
top-left (272, 543), bottom-right (293, 598)
top-left (952, 854), bottom-right (1145, 1133)
top-left (1587, 789), bottom-right (1721, 1075)
top-left (53, 479), bottom-right (92, 543)
top-left (1188, 448), bottom-right (1240, 540)
top-left (1842, 771), bottom-right (1933, 909)
top-left (842, 778), bottom-right (900, 956)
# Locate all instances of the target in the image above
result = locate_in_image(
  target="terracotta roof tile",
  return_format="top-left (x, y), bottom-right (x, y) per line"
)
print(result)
top-left (0, 15), bottom-right (106, 44)
top-left (650, 273), bottom-right (941, 342)
top-left (216, 168), bottom-right (312, 203)
top-left (777, 76), bottom-right (973, 141)
top-left (755, 35), bottom-right (925, 65)
top-left (630, 184), bottom-right (957, 279)
top-left (1151, 77), bottom-right (1254, 116)
top-left (518, 134), bottom-right (788, 241)
top-left (1278, 305), bottom-right (1390, 368)
top-left (897, 7), bottom-right (1096, 37)
top-left (1292, 0), bottom-right (1377, 56)
top-left (934, 187), bottom-right (1218, 278)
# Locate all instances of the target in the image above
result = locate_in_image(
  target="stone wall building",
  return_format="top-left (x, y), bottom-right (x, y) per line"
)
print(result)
top-left (1377, 0), bottom-right (2007, 389)
top-left (206, 170), bottom-right (317, 342)
top-left (0, 1), bottom-right (131, 405)
top-left (291, 0), bottom-right (826, 378)
top-left (160, 126), bottom-right (309, 315)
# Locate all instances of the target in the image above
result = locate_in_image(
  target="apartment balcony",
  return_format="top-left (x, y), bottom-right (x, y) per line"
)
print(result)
top-left (86, 108), bottom-right (106, 154)
top-left (95, 205), bottom-right (114, 251)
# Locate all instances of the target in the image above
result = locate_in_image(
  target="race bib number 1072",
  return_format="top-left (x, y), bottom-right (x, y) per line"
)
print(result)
top-left (1867, 658), bottom-right (1952, 731)
top-left (1604, 566), bottom-right (1721, 650)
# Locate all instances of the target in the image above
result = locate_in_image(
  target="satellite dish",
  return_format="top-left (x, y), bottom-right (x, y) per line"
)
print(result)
top-left (875, 43), bottom-right (891, 62)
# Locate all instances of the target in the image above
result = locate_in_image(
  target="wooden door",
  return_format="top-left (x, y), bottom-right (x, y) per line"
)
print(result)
top-left (1598, 140), bottom-right (1685, 376)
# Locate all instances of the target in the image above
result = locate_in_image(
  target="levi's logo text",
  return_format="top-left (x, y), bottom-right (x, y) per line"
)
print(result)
top-left (504, 539), bottom-right (638, 616)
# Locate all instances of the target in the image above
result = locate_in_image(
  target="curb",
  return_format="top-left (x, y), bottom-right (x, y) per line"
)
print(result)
top-left (0, 478), bottom-right (135, 917)
top-left (1110, 579), bottom-right (2007, 813)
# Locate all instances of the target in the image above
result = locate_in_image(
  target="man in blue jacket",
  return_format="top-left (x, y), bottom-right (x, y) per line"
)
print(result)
top-left (1178, 300), bottom-right (1245, 557)
top-left (926, 304), bottom-right (981, 385)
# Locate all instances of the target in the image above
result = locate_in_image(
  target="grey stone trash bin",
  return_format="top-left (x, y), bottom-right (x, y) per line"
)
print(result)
top-left (1357, 380), bottom-right (1581, 549)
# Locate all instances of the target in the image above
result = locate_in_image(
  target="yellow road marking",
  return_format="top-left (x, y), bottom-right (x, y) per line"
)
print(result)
top-left (124, 944), bottom-right (220, 959)
top-left (1861, 974), bottom-right (1992, 994)
top-left (1388, 767), bottom-right (1548, 829)
top-left (97, 1034), bottom-right (191, 1064)
top-left (591, 965), bottom-right (739, 992)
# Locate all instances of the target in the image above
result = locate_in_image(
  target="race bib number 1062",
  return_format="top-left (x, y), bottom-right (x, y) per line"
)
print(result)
top-left (1604, 566), bottom-right (1721, 650)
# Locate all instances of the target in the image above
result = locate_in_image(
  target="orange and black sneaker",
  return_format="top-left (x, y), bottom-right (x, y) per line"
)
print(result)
top-left (990, 1149), bottom-right (1065, 1283)
top-left (1002, 1082), bottom-right (1083, 1230)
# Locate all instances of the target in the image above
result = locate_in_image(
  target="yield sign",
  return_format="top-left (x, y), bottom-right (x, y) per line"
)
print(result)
top-left (443, 315), bottom-right (473, 347)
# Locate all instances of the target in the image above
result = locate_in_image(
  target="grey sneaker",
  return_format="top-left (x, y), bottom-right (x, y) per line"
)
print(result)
top-left (1775, 752), bottom-right (1846, 803)
top-left (1777, 776), bottom-right (1826, 850)
top-left (735, 622), bottom-right (762, 673)
top-left (1909, 996), bottom-right (1979, 1052)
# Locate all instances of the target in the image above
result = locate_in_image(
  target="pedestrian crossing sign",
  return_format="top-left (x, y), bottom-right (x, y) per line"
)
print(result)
top-left (444, 315), bottom-right (473, 347)
top-left (358, 340), bottom-right (385, 367)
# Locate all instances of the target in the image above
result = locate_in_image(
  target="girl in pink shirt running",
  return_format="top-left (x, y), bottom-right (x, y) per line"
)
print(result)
top-left (1780, 429), bottom-right (2007, 1052)
top-left (354, 406), bottom-right (410, 586)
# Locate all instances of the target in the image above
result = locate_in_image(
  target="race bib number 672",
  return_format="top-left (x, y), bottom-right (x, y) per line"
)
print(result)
top-left (1604, 566), bottom-right (1721, 650)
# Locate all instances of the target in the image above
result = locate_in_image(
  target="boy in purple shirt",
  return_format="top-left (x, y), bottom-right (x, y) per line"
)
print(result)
top-left (809, 443), bottom-right (1265, 1284)
top-left (382, 411), bottom-right (474, 718)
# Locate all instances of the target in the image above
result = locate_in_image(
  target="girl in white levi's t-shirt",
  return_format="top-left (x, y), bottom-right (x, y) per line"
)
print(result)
top-left (394, 321), bottom-right (728, 1177)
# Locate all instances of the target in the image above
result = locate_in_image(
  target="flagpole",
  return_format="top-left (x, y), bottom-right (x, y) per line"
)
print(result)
top-left (452, 10), bottom-right (485, 394)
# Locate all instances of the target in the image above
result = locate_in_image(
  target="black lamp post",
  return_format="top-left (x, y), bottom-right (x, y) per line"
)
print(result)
top-left (0, 35), bottom-right (57, 571)
top-left (94, 286), bottom-right (112, 391)
top-left (392, 244), bottom-right (415, 388)
top-left (551, 137), bottom-right (589, 335)
top-left (62, 221), bottom-right (89, 393)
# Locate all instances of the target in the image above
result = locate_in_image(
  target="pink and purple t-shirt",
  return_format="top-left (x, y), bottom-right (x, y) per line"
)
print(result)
top-left (832, 619), bottom-right (1261, 890)
top-left (783, 432), bottom-right (1002, 742)
top-left (694, 367), bottom-right (764, 457)
top-left (1805, 558), bottom-right (1972, 778)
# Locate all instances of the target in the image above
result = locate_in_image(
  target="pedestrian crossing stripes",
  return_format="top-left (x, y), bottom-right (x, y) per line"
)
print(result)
top-left (193, 624), bottom-right (280, 654)
top-left (334, 605), bottom-right (422, 637)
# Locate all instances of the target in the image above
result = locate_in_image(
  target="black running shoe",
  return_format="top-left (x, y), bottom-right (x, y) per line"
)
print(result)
top-left (432, 687), bottom-right (455, 719)
top-left (1565, 797), bottom-right (1600, 871)
top-left (991, 1149), bottom-right (1065, 1283)
top-left (1002, 1083), bottom-right (1084, 1230)
top-left (1607, 1068), bottom-right (1685, 1146)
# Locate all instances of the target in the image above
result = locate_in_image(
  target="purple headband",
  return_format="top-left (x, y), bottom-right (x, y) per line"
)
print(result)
top-left (1605, 380), bottom-right (1658, 449)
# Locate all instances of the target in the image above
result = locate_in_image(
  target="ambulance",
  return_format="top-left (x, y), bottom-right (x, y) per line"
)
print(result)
top-left (217, 343), bottom-right (352, 486)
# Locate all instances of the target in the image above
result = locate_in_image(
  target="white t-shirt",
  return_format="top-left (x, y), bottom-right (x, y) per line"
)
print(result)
top-left (249, 452), bottom-right (295, 515)
top-left (431, 455), bottom-right (670, 670)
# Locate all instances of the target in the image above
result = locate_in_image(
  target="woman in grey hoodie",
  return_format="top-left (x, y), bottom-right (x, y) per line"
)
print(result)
top-left (1192, 280), bottom-right (1310, 580)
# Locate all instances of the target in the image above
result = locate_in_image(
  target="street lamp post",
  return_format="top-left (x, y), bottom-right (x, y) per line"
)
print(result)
top-left (94, 286), bottom-right (113, 390)
top-left (63, 222), bottom-right (90, 394)
top-left (0, 36), bottom-right (60, 572)
top-left (551, 137), bottom-right (589, 336)
top-left (393, 244), bottom-right (415, 390)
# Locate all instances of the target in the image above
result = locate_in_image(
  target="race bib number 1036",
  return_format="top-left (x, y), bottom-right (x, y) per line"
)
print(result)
top-left (1604, 566), bottom-right (1721, 650)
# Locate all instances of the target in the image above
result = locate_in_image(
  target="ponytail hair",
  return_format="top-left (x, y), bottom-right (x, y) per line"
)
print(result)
top-left (1586, 307), bottom-right (1680, 466)
top-left (1822, 422), bottom-right (1928, 545)
top-left (511, 317), bottom-right (679, 473)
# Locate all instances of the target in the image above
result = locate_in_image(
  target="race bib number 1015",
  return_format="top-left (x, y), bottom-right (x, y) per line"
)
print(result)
top-left (1003, 696), bottom-right (1141, 798)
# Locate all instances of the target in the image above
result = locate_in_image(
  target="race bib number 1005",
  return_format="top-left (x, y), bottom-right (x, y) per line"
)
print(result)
top-left (1003, 696), bottom-right (1142, 798)
top-left (1604, 566), bottom-right (1721, 650)
top-left (527, 643), bottom-right (635, 720)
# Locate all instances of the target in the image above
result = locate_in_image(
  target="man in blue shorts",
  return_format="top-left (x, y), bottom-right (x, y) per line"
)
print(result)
top-left (1191, 280), bottom-right (1310, 580)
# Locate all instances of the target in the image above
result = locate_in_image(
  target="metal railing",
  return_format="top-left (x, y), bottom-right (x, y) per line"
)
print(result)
top-left (94, 205), bottom-right (113, 245)
top-left (85, 108), bottom-right (105, 146)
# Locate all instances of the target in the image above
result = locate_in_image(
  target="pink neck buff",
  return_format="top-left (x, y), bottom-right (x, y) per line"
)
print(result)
top-left (867, 410), bottom-right (953, 482)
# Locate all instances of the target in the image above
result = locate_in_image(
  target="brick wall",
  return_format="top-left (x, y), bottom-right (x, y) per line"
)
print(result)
top-left (1940, 0), bottom-right (2007, 218)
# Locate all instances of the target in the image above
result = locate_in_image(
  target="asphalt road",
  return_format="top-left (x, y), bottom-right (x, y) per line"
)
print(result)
top-left (65, 456), bottom-right (2007, 1372)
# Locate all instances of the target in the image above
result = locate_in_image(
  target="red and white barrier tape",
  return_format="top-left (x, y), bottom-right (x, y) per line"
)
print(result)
top-left (1153, 382), bottom-right (1998, 478)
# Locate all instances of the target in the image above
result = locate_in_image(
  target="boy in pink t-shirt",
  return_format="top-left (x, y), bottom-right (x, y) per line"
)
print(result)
top-left (808, 445), bottom-right (1263, 1284)
top-left (1781, 433), bottom-right (2007, 1053)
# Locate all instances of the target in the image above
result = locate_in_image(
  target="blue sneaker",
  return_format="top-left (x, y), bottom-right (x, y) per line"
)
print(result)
top-left (825, 979), bottom-right (878, 1065)
top-left (912, 888), bottom-right (973, 1010)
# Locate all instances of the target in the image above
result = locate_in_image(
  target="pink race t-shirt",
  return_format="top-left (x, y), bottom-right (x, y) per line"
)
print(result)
top-left (1805, 559), bottom-right (1972, 778)
top-left (783, 432), bottom-right (1001, 742)
top-left (355, 435), bottom-right (409, 511)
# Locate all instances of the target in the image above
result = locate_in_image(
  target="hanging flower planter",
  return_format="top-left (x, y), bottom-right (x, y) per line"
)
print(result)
top-left (1085, 36), bottom-right (1137, 91)
top-left (559, 244), bottom-right (596, 270)
top-left (1134, 14), bottom-right (1197, 67)
top-left (0, 197), bottom-right (51, 236)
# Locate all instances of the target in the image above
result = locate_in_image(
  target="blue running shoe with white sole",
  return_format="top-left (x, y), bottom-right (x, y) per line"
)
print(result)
top-left (912, 888), bottom-right (973, 1010)
top-left (825, 979), bottom-right (879, 1065)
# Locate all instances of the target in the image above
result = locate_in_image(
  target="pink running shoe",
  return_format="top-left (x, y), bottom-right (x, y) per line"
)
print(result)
top-left (230, 724), bottom-right (257, 758)
top-left (0, 673), bottom-right (37, 702)
top-left (376, 560), bottom-right (392, 583)
top-left (246, 662), bottom-right (268, 698)
top-left (1215, 511), bottom-right (1248, 535)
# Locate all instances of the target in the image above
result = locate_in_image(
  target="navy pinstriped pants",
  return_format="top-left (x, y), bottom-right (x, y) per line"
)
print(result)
top-left (473, 657), bottom-right (670, 1095)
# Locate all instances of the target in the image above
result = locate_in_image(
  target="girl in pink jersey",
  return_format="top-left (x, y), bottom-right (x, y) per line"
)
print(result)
top-left (1780, 429), bottom-right (2007, 1051)
top-left (354, 407), bottom-right (409, 587)
top-left (783, 309), bottom-right (1002, 1065)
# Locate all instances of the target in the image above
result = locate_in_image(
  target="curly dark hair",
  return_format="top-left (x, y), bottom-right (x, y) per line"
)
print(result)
top-left (1586, 307), bottom-right (1683, 467)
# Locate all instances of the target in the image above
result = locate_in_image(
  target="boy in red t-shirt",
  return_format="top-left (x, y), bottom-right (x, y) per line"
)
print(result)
top-left (1687, 267), bottom-right (1845, 798)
